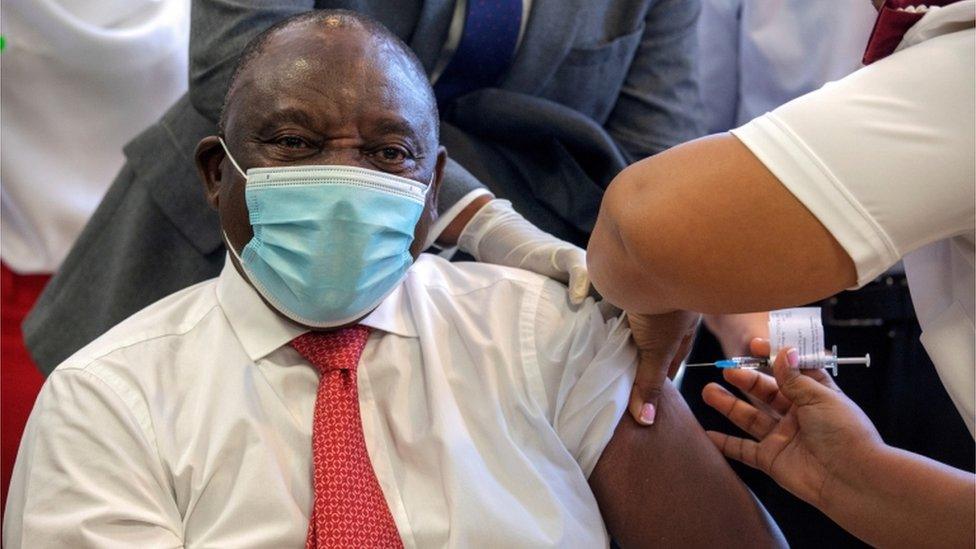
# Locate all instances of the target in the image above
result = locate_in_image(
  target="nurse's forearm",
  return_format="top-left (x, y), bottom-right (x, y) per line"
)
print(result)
top-left (823, 445), bottom-right (975, 548)
top-left (587, 134), bottom-right (857, 314)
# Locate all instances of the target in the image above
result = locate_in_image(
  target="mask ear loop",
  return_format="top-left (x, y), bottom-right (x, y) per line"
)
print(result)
top-left (222, 229), bottom-right (246, 263)
top-left (420, 171), bottom-right (435, 197)
top-left (419, 171), bottom-right (441, 250)
top-left (217, 136), bottom-right (248, 178)
top-left (217, 137), bottom-right (247, 259)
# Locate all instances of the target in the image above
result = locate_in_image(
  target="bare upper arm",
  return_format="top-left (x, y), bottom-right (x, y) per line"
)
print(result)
top-left (588, 380), bottom-right (786, 548)
top-left (588, 133), bottom-right (856, 315)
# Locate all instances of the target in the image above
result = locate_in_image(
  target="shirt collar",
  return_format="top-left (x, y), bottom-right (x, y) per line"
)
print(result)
top-left (215, 254), bottom-right (418, 361)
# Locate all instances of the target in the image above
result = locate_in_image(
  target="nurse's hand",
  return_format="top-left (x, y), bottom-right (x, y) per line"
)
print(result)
top-left (627, 310), bottom-right (701, 425)
top-left (701, 338), bottom-right (883, 508)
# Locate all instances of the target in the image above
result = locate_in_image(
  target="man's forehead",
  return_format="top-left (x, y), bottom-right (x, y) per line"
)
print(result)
top-left (230, 23), bottom-right (431, 127)
top-left (254, 20), bottom-right (422, 79)
top-left (255, 23), bottom-right (376, 76)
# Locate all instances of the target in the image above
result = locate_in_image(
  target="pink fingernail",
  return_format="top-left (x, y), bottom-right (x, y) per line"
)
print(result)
top-left (787, 348), bottom-right (800, 368)
top-left (640, 403), bottom-right (656, 425)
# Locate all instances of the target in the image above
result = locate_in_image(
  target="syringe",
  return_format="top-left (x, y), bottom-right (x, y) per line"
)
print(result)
top-left (685, 346), bottom-right (871, 376)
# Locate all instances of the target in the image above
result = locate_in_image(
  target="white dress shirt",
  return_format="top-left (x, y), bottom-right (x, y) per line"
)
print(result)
top-left (731, 2), bottom-right (975, 434)
top-left (4, 254), bottom-right (636, 548)
top-left (697, 0), bottom-right (878, 133)
top-left (0, 0), bottom-right (189, 273)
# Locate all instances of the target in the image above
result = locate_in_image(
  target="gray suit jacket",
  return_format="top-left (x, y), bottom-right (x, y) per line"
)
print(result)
top-left (24, 0), bottom-right (703, 373)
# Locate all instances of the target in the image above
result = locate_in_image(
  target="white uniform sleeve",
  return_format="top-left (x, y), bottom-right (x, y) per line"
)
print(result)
top-left (530, 281), bottom-right (637, 477)
top-left (3, 367), bottom-right (183, 548)
top-left (731, 28), bottom-right (976, 287)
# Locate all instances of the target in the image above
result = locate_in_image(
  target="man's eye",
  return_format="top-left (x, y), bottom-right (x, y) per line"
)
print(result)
top-left (275, 136), bottom-right (310, 149)
top-left (377, 147), bottom-right (409, 162)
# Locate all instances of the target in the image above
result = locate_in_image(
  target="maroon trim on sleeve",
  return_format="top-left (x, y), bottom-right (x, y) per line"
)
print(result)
top-left (863, 0), bottom-right (962, 64)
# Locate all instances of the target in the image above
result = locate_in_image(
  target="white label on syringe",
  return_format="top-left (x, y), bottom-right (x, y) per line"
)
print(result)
top-left (768, 307), bottom-right (826, 368)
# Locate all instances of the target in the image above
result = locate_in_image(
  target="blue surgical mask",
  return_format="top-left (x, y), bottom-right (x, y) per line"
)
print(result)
top-left (219, 138), bottom-right (430, 328)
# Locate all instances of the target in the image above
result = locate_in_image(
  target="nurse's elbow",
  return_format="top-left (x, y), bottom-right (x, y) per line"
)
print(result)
top-left (589, 165), bottom-right (676, 313)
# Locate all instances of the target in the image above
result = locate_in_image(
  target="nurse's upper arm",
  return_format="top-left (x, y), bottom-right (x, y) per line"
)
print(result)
top-left (588, 381), bottom-right (786, 548)
top-left (589, 30), bottom-right (974, 315)
top-left (588, 133), bottom-right (857, 315)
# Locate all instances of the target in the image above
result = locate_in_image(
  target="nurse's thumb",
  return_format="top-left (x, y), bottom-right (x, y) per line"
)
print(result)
top-left (772, 348), bottom-right (834, 408)
top-left (629, 355), bottom-right (667, 426)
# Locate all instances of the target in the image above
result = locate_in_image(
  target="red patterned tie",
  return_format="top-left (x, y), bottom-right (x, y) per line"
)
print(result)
top-left (291, 326), bottom-right (403, 549)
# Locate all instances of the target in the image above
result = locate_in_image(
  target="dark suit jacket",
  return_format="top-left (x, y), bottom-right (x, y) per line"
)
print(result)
top-left (24, 0), bottom-right (703, 373)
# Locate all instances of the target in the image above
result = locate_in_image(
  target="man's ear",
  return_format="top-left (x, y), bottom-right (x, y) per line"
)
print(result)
top-left (430, 145), bottom-right (447, 210)
top-left (411, 146), bottom-right (449, 255)
top-left (195, 136), bottom-right (227, 211)
top-left (422, 146), bottom-right (447, 231)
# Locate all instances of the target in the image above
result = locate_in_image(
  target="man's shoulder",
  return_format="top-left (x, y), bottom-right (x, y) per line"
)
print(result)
top-left (55, 277), bottom-right (223, 375)
top-left (407, 253), bottom-right (561, 300)
top-left (404, 254), bottom-right (606, 334)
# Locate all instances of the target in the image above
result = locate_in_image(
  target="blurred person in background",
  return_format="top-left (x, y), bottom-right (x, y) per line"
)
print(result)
top-left (0, 0), bottom-right (190, 512)
top-left (684, 2), bottom-right (975, 545)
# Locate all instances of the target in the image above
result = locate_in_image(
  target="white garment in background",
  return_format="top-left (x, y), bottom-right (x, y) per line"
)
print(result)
top-left (732, 2), bottom-right (975, 435)
top-left (698, 0), bottom-right (878, 133)
top-left (4, 254), bottom-right (635, 548)
top-left (0, 0), bottom-right (190, 273)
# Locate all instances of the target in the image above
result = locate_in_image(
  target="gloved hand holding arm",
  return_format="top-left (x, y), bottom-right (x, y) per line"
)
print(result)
top-left (703, 338), bottom-right (976, 548)
top-left (455, 199), bottom-right (590, 305)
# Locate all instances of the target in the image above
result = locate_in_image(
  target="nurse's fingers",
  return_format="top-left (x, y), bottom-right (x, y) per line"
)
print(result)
top-left (702, 382), bottom-right (777, 440)
top-left (748, 338), bottom-right (771, 357)
top-left (722, 367), bottom-right (792, 416)
top-left (706, 431), bottom-right (762, 472)
top-left (749, 337), bottom-right (841, 391)
top-left (627, 310), bottom-right (701, 426)
top-left (802, 366), bottom-right (841, 391)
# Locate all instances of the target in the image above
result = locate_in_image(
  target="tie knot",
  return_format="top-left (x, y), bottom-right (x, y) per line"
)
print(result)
top-left (291, 326), bottom-right (372, 373)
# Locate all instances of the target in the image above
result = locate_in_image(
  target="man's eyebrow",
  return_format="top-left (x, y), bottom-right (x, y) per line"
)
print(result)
top-left (260, 106), bottom-right (317, 128)
top-left (373, 117), bottom-right (423, 141)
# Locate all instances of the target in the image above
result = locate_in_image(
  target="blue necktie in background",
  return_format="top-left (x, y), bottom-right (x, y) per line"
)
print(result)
top-left (433, 0), bottom-right (524, 107)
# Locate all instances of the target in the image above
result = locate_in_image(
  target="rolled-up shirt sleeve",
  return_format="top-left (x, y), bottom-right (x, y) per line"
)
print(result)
top-left (731, 28), bottom-right (975, 287)
top-left (529, 280), bottom-right (637, 477)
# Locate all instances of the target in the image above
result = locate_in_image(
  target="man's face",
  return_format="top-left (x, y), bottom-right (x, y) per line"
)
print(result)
top-left (196, 19), bottom-right (446, 273)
